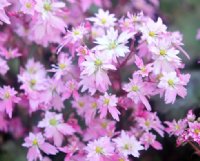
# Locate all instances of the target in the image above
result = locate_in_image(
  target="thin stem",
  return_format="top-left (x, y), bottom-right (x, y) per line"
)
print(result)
top-left (188, 141), bottom-right (200, 156)
top-left (119, 40), bottom-right (135, 68)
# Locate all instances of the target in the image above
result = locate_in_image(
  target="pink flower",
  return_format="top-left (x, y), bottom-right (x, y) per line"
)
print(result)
top-left (158, 72), bottom-right (190, 104)
top-left (165, 119), bottom-right (186, 136)
top-left (50, 53), bottom-right (73, 80)
top-left (87, 9), bottom-right (116, 28)
top-left (0, 47), bottom-right (21, 59)
top-left (63, 79), bottom-right (79, 99)
top-left (19, 0), bottom-right (36, 15)
top-left (94, 28), bottom-right (133, 62)
top-left (35, 0), bottom-right (65, 19)
top-left (98, 92), bottom-right (120, 121)
top-left (140, 132), bottom-right (162, 150)
top-left (188, 121), bottom-right (200, 144)
top-left (123, 74), bottom-right (154, 110)
top-left (140, 17), bottom-right (167, 44)
top-left (113, 130), bottom-right (144, 157)
top-left (76, 46), bottom-right (89, 65)
top-left (85, 136), bottom-right (114, 161)
top-left (120, 12), bottom-right (144, 33)
top-left (38, 111), bottom-right (75, 146)
top-left (80, 51), bottom-right (116, 94)
top-left (0, 0), bottom-right (10, 24)
top-left (83, 118), bottom-right (115, 141)
top-left (0, 86), bottom-right (20, 118)
top-left (149, 38), bottom-right (181, 74)
top-left (134, 55), bottom-right (153, 77)
top-left (137, 112), bottom-right (164, 137)
top-left (22, 132), bottom-right (58, 161)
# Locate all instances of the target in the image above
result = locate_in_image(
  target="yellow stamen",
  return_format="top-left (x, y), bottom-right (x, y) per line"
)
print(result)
top-left (131, 85), bottom-right (139, 92)
top-left (149, 31), bottom-right (155, 37)
top-left (49, 118), bottom-right (57, 126)
top-left (160, 49), bottom-right (166, 56)
top-left (168, 79), bottom-right (175, 87)
top-left (95, 146), bottom-right (103, 154)
top-left (32, 139), bottom-right (38, 146)
top-left (43, 3), bottom-right (52, 11)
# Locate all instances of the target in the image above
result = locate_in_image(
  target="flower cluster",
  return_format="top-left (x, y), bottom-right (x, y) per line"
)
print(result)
top-left (0, 0), bottom-right (193, 161)
top-left (165, 110), bottom-right (200, 146)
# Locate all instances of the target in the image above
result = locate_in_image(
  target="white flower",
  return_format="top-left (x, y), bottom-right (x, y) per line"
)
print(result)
top-left (85, 136), bottom-right (114, 161)
top-left (35, 0), bottom-right (65, 19)
top-left (158, 72), bottom-right (180, 90)
top-left (94, 28), bottom-right (133, 62)
top-left (80, 51), bottom-right (116, 94)
top-left (140, 17), bottom-right (167, 44)
top-left (149, 38), bottom-right (181, 74)
top-left (113, 130), bottom-right (144, 157)
top-left (87, 9), bottom-right (116, 28)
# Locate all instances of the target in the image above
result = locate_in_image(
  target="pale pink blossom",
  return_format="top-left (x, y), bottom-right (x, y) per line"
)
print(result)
top-left (140, 132), bottom-right (162, 150)
top-left (0, 86), bottom-right (20, 118)
top-left (20, 0), bottom-right (36, 15)
top-left (134, 55), bottom-right (153, 77)
top-left (149, 38), bottom-right (181, 74)
top-left (158, 72), bottom-right (190, 104)
top-left (113, 130), bottom-right (144, 157)
top-left (22, 132), bottom-right (58, 161)
top-left (85, 136), bottom-right (114, 161)
top-left (94, 28), bottom-right (133, 62)
top-left (123, 74), bottom-right (154, 110)
top-left (140, 17), bottom-right (167, 44)
top-left (0, 47), bottom-right (21, 59)
top-left (98, 93), bottom-right (120, 121)
top-left (80, 51), bottom-right (116, 94)
top-left (50, 53), bottom-right (73, 80)
top-left (165, 119), bottom-right (187, 136)
top-left (38, 111), bottom-right (75, 146)
top-left (87, 9), bottom-right (116, 28)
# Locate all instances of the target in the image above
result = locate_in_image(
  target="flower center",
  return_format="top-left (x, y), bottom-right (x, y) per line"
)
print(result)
top-left (101, 122), bottom-right (108, 129)
top-left (32, 138), bottom-right (38, 146)
top-left (59, 63), bottom-right (66, 70)
top-left (175, 124), bottom-right (180, 130)
top-left (108, 41), bottom-right (117, 49)
top-left (104, 98), bottom-right (110, 105)
top-left (95, 146), bottom-right (103, 154)
top-left (119, 158), bottom-right (125, 161)
top-left (145, 120), bottom-right (150, 127)
top-left (91, 102), bottom-right (97, 109)
top-left (94, 59), bottom-right (102, 67)
top-left (4, 91), bottom-right (10, 99)
top-left (160, 49), bottom-right (167, 56)
top-left (194, 129), bottom-right (200, 134)
top-left (26, 3), bottom-right (32, 9)
top-left (73, 30), bottom-right (80, 36)
top-left (78, 101), bottom-right (84, 107)
top-left (49, 118), bottom-right (58, 126)
top-left (43, 2), bottom-right (52, 12)
top-left (123, 144), bottom-right (130, 150)
top-left (101, 18), bottom-right (107, 24)
top-left (141, 67), bottom-right (146, 72)
top-left (168, 79), bottom-right (175, 87)
top-left (30, 79), bottom-right (36, 87)
top-left (149, 31), bottom-right (155, 37)
top-left (131, 85), bottom-right (139, 92)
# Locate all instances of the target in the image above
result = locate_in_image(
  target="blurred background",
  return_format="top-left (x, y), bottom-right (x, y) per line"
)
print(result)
top-left (0, 0), bottom-right (200, 161)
